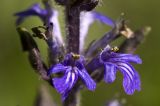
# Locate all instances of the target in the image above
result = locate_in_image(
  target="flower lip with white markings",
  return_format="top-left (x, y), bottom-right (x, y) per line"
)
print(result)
top-left (99, 45), bottom-right (142, 94)
top-left (48, 53), bottom-right (96, 100)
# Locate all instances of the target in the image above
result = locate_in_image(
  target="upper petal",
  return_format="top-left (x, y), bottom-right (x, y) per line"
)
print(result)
top-left (76, 67), bottom-right (96, 91)
top-left (110, 53), bottom-right (142, 64)
top-left (117, 62), bottom-right (141, 94)
top-left (53, 68), bottom-right (78, 100)
top-left (100, 46), bottom-right (142, 64)
top-left (104, 63), bottom-right (117, 83)
top-left (48, 64), bottom-right (70, 75)
top-left (133, 70), bottom-right (141, 91)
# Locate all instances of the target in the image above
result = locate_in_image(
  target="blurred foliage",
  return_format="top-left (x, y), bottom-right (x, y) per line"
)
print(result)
top-left (0, 0), bottom-right (159, 106)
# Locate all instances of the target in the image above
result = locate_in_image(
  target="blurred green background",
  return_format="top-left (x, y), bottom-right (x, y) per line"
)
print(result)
top-left (0, 0), bottom-right (159, 106)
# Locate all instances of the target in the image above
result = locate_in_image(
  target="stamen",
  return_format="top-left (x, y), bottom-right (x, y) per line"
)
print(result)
top-left (111, 46), bottom-right (119, 52)
top-left (71, 53), bottom-right (80, 60)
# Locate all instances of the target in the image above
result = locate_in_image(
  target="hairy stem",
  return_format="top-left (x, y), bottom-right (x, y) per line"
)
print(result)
top-left (66, 6), bottom-right (80, 53)
top-left (64, 1), bottom-right (99, 106)
top-left (64, 1), bottom-right (81, 106)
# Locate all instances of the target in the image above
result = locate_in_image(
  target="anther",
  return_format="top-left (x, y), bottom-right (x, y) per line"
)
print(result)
top-left (111, 46), bottom-right (119, 52)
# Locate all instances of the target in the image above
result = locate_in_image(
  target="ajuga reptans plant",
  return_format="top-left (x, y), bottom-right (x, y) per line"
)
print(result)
top-left (14, 0), bottom-right (150, 106)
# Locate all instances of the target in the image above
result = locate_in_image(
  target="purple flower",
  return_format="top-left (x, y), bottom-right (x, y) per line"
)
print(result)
top-left (99, 45), bottom-right (142, 95)
top-left (48, 53), bottom-right (96, 100)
